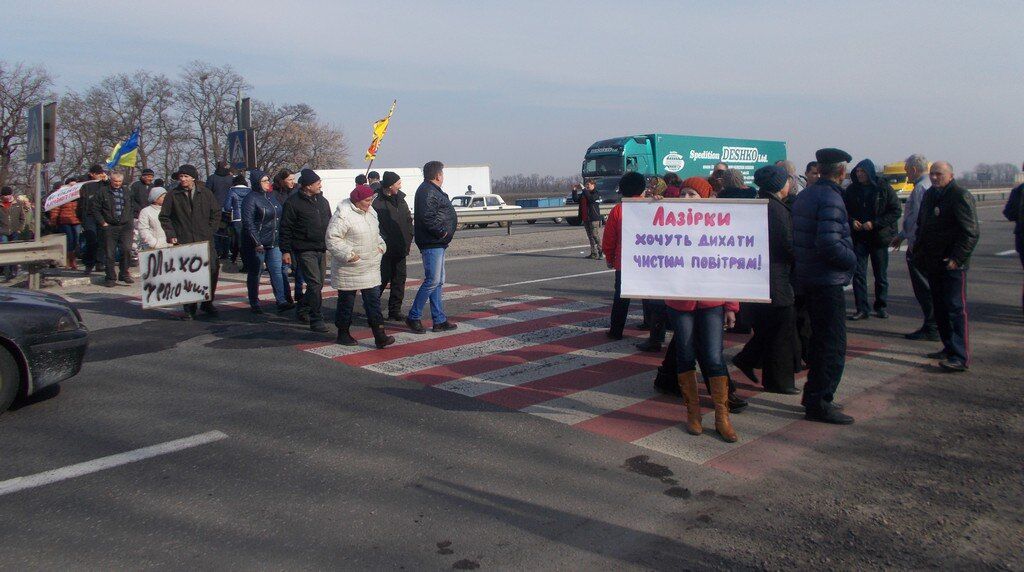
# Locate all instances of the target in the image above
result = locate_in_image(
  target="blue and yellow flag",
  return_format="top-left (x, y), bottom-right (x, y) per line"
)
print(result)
top-left (106, 128), bottom-right (140, 169)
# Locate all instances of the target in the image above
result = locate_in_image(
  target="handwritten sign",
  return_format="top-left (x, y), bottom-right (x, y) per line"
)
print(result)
top-left (43, 182), bottom-right (85, 211)
top-left (139, 242), bottom-right (213, 309)
top-left (620, 198), bottom-right (770, 302)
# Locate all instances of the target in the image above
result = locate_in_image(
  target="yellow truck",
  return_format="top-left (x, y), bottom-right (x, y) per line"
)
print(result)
top-left (881, 162), bottom-right (915, 201)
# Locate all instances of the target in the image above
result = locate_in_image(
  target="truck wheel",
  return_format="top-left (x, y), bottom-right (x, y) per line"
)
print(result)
top-left (498, 221), bottom-right (509, 228)
top-left (566, 217), bottom-right (582, 226)
top-left (526, 220), bottom-right (537, 225)
top-left (0, 348), bottom-right (19, 414)
top-left (553, 217), bottom-right (564, 224)
top-left (477, 223), bottom-right (489, 229)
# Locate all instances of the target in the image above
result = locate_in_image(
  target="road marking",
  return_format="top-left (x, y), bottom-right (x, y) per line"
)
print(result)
top-left (0, 431), bottom-right (228, 497)
top-left (493, 269), bottom-right (615, 288)
top-left (995, 250), bottom-right (1017, 256)
top-left (408, 244), bottom-right (592, 265)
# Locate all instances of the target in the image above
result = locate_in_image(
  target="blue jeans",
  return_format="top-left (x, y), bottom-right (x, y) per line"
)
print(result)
top-left (242, 244), bottom-right (287, 308)
top-left (927, 268), bottom-right (970, 365)
top-left (408, 247), bottom-right (447, 323)
top-left (667, 305), bottom-right (727, 378)
top-left (58, 224), bottom-right (81, 255)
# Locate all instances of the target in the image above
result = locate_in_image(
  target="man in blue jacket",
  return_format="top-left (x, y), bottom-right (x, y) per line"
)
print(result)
top-left (792, 148), bottom-right (857, 424)
top-left (407, 161), bottom-right (458, 334)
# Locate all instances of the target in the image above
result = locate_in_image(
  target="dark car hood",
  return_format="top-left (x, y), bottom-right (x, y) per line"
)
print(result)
top-left (0, 287), bottom-right (73, 310)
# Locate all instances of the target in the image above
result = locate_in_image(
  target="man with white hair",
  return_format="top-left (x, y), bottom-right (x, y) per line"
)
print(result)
top-left (891, 154), bottom-right (937, 340)
top-left (93, 172), bottom-right (136, 287)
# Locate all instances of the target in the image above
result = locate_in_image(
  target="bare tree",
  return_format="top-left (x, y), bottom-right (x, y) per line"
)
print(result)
top-left (0, 62), bottom-right (55, 187)
top-left (305, 120), bottom-right (349, 170)
top-left (251, 99), bottom-right (349, 172)
top-left (176, 61), bottom-right (249, 178)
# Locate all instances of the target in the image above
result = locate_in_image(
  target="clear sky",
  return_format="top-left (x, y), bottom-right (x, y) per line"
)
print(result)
top-left (4, 0), bottom-right (1022, 177)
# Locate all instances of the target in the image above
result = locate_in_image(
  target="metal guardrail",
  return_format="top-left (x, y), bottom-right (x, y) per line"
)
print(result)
top-left (0, 234), bottom-right (66, 289)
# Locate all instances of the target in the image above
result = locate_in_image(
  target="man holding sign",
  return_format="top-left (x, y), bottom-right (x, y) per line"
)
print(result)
top-left (792, 148), bottom-right (857, 425)
top-left (159, 164), bottom-right (222, 319)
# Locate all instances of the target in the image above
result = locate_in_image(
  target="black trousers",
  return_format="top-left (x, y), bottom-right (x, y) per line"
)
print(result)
top-left (734, 304), bottom-right (796, 392)
top-left (380, 254), bottom-right (408, 315)
top-left (81, 220), bottom-right (102, 267)
top-left (336, 286), bottom-right (383, 330)
top-left (297, 250), bottom-right (327, 323)
top-left (852, 241), bottom-right (889, 313)
top-left (905, 250), bottom-right (936, 330)
top-left (792, 294), bottom-right (811, 370)
top-left (801, 285), bottom-right (847, 411)
top-left (609, 270), bottom-right (631, 336)
top-left (641, 299), bottom-right (667, 343)
top-left (101, 223), bottom-right (133, 280)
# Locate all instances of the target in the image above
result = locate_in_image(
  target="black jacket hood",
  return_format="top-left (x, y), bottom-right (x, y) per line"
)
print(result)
top-left (852, 159), bottom-right (880, 187)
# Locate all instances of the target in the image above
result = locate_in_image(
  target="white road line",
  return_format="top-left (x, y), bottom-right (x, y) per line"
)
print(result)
top-left (493, 269), bottom-right (615, 288)
top-left (0, 431), bottom-right (228, 497)
top-left (995, 250), bottom-right (1017, 256)
top-left (408, 244), bottom-right (592, 265)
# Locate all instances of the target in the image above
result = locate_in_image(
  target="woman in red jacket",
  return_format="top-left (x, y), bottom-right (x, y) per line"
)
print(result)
top-left (48, 179), bottom-right (82, 270)
top-left (668, 176), bottom-right (740, 442)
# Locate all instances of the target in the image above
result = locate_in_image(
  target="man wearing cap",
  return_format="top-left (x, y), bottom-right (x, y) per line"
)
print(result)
top-left (913, 162), bottom-right (979, 372)
top-left (138, 186), bottom-right (168, 249)
top-left (159, 164), bottom-right (223, 319)
top-left (280, 168), bottom-right (333, 333)
top-left (791, 148), bottom-right (857, 424)
top-left (407, 161), bottom-right (458, 334)
top-left (373, 171), bottom-right (414, 320)
top-left (130, 169), bottom-right (155, 216)
top-left (77, 164), bottom-right (109, 274)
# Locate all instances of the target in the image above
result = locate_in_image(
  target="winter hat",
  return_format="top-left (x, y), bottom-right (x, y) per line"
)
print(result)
top-left (754, 165), bottom-right (789, 195)
top-left (298, 168), bottom-right (320, 187)
top-left (141, 168), bottom-right (155, 176)
top-left (681, 177), bottom-right (713, 198)
top-left (815, 148), bottom-right (852, 164)
top-left (381, 171), bottom-right (400, 189)
top-left (176, 164), bottom-right (200, 179)
top-left (0, 186), bottom-right (12, 196)
top-left (618, 172), bottom-right (647, 197)
top-left (148, 187), bottom-right (167, 204)
top-left (350, 184), bottom-right (375, 202)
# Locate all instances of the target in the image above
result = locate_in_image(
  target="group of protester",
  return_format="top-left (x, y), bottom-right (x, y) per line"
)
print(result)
top-left (597, 148), bottom-right (980, 443)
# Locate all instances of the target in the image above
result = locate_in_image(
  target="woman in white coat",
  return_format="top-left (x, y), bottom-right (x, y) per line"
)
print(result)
top-left (137, 187), bottom-right (169, 249)
top-left (326, 185), bottom-right (395, 348)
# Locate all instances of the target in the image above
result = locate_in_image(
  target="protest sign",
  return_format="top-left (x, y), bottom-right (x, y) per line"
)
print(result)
top-left (43, 182), bottom-right (85, 211)
top-left (620, 198), bottom-right (770, 302)
top-left (139, 242), bottom-right (213, 309)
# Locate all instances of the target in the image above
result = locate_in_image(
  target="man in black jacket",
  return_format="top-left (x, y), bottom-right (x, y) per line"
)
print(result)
top-left (844, 159), bottom-right (902, 320)
top-left (575, 178), bottom-right (602, 259)
top-left (130, 169), bottom-right (155, 217)
top-left (1003, 162), bottom-right (1024, 317)
top-left (159, 164), bottom-right (222, 319)
top-left (373, 171), bottom-right (414, 320)
top-left (93, 172), bottom-right (136, 287)
top-left (206, 160), bottom-right (234, 259)
top-left (407, 161), bottom-right (458, 334)
top-left (77, 164), bottom-right (108, 274)
top-left (913, 162), bottom-right (979, 372)
top-left (280, 169), bottom-right (332, 333)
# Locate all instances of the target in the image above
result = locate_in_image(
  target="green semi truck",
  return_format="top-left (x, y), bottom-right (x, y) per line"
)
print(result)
top-left (578, 133), bottom-right (788, 204)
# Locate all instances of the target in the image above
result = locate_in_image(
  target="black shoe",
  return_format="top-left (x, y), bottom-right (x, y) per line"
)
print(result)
top-left (179, 312), bottom-right (194, 321)
top-left (310, 320), bottom-right (329, 333)
top-left (388, 312), bottom-right (406, 321)
top-left (847, 312), bottom-right (870, 321)
top-left (768, 387), bottom-right (801, 395)
top-left (653, 370), bottom-right (682, 397)
top-left (635, 339), bottom-right (662, 353)
top-left (119, 274), bottom-right (135, 284)
top-left (104, 279), bottom-right (117, 288)
top-left (635, 321), bottom-right (650, 331)
top-left (200, 302), bottom-right (219, 317)
top-left (432, 321), bottom-right (458, 332)
top-left (905, 328), bottom-right (940, 341)
top-left (297, 312), bottom-right (310, 324)
top-left (276, 301), bottom-right (296, 312)
top-left (406, 318), bottom-right (426, 334)
top-left (728, 394), bottom-right (748, 413)
top-left (606, 330), bottom-right (624, 341)
top-left (336, 329), bottom-right (358, 346)
top-left (874, 309), bottom-right (889, 319)
top-left (805, 406), bottom-right (854, 424)
top-left (83, 265), bottom-right (94, 275)
top-left (939, 359), bottom-right (968, 372)
top-left (926, 350), bottom-right (949, 359)
top-left (731, 357), bottom-right (759, 384)
top-left (250, 306), bottom-right (264, 314)
top-left (585, 253), bottom-right (597, 259)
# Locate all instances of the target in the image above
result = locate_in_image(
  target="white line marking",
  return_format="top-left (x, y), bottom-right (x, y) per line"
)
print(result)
top-left (493, 269), bottom-right (615, 288)
top-left (995, 250), bottom-right (1017, 256)
top-left (0, 431), bottom-right (228, 497)
top-left (408, 244), bottom-right (592, 265)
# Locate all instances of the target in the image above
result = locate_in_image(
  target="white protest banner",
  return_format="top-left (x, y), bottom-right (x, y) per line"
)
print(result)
top-left (139, 242), bottom-right (213, 309)
top-left (620, 198), bottom-right (770, 302)
top-left (43, 182), bottom-right (85, 211)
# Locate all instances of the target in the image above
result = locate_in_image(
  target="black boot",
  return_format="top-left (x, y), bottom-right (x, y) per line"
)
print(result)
top-left (336, 328), bottom-right (357, 346)
top-left (371, 321), bottom-right (395, 349)
top-left (653, 366), bottom-right (682, 397)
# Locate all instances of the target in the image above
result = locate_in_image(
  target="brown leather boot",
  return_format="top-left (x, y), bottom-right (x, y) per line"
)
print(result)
top-left (66, 253), bottom-right (78, 270)
top-left (677, 371), bottom-right (702, 435)
top-left (710, 376), bottom-right (738, 443)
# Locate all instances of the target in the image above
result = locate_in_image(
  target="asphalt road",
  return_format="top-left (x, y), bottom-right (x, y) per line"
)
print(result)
top-left (0, 202), bottom-right (1020, 570)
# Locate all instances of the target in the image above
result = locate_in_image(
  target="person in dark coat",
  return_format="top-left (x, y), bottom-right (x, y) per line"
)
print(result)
top-left (280, 169), bottom-right (333, 333)
top-left (913, 162), bottom-right (980, 372)
top-left (732, 166), bottom-right (798, 394)
top-left (1003, 163), bottom-right (1024, 317)
top-left (373, 171), bottom-right (414, 321)
top-left (407, 161), bottom-right (458, 334)
top-left (272, 168), bottom-right (301, 307)
top-left (792, 148), bottom-right (857, 424)
top-left (575, 178), bottom-right (603, 259)
top-left (92, 172), bottom-right (136, 287)
top-left (130, 169), bottom-right (155, 217)
top-left (716, 169), bottom-right (757, 199)
top-left (844, 158), bottom-right (902, 320)
top-left (159, 164), bottom-right (223, 319)
top-left (240, 169), bottom-right (292, 315)
top-left (77, 165), bottom-right (109, 274)
top-left (206, 160), bottom-right (234, 259)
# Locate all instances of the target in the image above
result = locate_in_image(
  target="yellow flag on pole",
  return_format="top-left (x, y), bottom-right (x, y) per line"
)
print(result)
top-left (365, 100), bottom-right (396, 162)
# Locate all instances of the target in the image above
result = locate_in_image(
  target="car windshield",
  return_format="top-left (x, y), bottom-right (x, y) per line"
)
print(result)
top-left (451, 197), bottom-right (471, 207)
top-left (582, 155), bottom-right (623, 177)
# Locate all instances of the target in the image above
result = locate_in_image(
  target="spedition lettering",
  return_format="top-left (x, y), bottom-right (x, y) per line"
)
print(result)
top-left (651, 206), bottom-right (731, 227)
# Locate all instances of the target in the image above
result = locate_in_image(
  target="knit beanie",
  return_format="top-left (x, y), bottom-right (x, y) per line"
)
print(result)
top-left (350, 184), bottom-right (375, 202)
top-left (619, 172), bottom-right (647, 197)
top-left (176, 164), bottom-right (200, 179)
top-left (298, 168), bottom-right (321, 187)
top-left (381, 171), bottom-right (400, 189)
top-left (681, 177), bottom-right (713, 198)
top-left (754, 165), bottom-right (789, 195)
top-left (148, 187), bottom-right (167, 204)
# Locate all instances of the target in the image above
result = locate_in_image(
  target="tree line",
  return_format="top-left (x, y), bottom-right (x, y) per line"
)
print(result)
top-left (491, 173), bottom-right (581, 201)
top-left (0, 60), bottom-right (349, 191)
